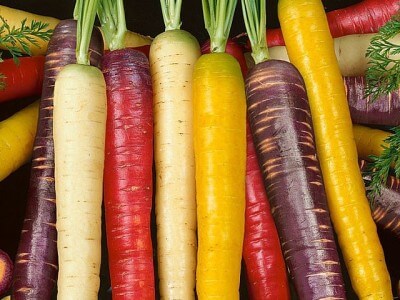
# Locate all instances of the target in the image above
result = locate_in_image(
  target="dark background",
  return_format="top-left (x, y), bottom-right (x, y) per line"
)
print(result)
top-left (1, 1), bottom-right (399, 299)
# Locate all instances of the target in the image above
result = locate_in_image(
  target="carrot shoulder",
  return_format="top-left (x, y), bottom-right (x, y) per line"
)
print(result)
top-left (278, 0), bottom-right (392, 298)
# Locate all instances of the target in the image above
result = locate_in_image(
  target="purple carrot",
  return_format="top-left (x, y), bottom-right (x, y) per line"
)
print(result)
top-left (246, 59), bottom-right (346, 300)
top-left (360, 160), bottom-right (400, 239)
top-left (11, 20), bottom-right (103, 300)
top-left (345, 76), bottom-right (400, 126)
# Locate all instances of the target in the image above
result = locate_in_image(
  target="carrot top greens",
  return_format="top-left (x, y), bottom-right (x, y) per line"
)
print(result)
top-left (160, 0), bottom-right (183, 31)
top-left (241, 0), bottom-right (269, 64)
top-left (97, 0), bottom-right (127, 51)
top-left (75, 0), bottom-right (100, 65)
top-left (365, 127), bottom-right (400, 200)
top-left (202, 0), bottom-right (238, 53)
top-left (365, 13), bottom-right (400, 102)
top-left (0, 16), bottom-right (53, 63)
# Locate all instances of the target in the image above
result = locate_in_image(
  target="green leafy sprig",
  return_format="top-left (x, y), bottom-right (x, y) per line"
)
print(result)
top-left (365, 14), bottom-right (400, 102)
top-left (0, 16), bottom-right (53, 62)
top-left (202, 0), bottom-right (238, 53)
top-left (364, 126), bottom-right (400, 199)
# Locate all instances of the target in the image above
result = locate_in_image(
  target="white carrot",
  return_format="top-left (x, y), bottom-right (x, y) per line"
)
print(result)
top-left (149, 0), bottom-right (201, 298)
top-left (53, 0), bottom-right (106, 299)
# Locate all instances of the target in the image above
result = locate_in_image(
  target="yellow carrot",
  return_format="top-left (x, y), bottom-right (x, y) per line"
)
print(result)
top-left (149, 0), bottom-right (200, 298)
top-left (353, 124), bottom-right (391, 160)
top-left (194, 1), bottom-right (246, 298)
top-left (0, 101), bottom-right (38, 181)
top-left (278, 0), bottom-right (392, 299)
top-left (0, 5), bottom-right (152, 56)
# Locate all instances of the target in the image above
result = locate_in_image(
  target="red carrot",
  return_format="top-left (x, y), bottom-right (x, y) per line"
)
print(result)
top-left (345, 76), bottom-right (400, 126)
top-left (202, 37), bottom-right (289, 300)
top-left (0, 56), bottom-right (45, 103)
top-left (98, 1), bottom-right (155, 298)
top-left (264, 0), bottom-right (399, 47)
top-left (11, 20), bottom-right (103, 300)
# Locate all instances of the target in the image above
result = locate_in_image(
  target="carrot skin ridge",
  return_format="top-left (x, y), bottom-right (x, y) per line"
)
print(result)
top-left (194, 53), bottom-right (246, 299)
top-left (101, 49), bottom-right (155, 300)
top-left (264, 0), bottom-right (400, 47)
top-left (206, 38), bottom-right (290, 300)
top-left (0, 56), bottom-right (45, 103)
top-left (359, 160), bottom-right (400, 239)
top-left (11, 20), bottom-right (103, 300)
top-left (278, 0), bottom-right (392, 298)
top-left (345, 76), bottom-right (400, 126)
top-left (246, 59), bottom-right (346, 299)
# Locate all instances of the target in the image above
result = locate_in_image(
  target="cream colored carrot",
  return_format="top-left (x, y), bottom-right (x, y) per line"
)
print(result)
top-left (149, 0), bottom-right (200, 298)
top-left (53, 1), bottom-right (107, 299)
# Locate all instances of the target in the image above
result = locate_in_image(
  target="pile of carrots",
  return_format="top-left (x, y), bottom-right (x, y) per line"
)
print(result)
top-left (0, 0), bottom-right (400, 299)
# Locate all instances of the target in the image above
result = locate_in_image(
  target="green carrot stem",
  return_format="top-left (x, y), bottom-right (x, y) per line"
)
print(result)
top-left (202, 0), bottom-right (238, 53)
top-left (160, 0), bottom-right (183, 30)
top-left (241, 0), bottom-right (269, 64)
top-left (76, 0), bottom-right (99, 65)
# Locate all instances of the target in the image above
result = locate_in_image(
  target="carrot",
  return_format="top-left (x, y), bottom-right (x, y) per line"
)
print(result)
top-left (11, 19), bottom-right (103, 300)
top-left (194, 1), bottom-right (246, 298)
top-left (243, 1), bottom-right (346, 298)
top-left (0, 249), bottom-right (13, 297)
top-left (0, 4), bottom-right (152, 56)
top-left (359, 160), bottom-right (400, 239)
top-left (264, 0), bottom-right (400, 47)
top-left (98, 1), bottom-right (155, 298)
top-left (0, 100), bottom-right (38, 182)
top-left (268, 32), bottom-right (400, 76)
top-left (149, 1), bottom-right (200, 298)
top-left (345, 76), bottom-right (400, 126)
top-left (243, 123), bottom-right (290, 300)
top-left (0, 56), bottom-right (44, 103)
top-left (53, 1), bottom-right (106, 298)
top-left (278, 0), bottom-right (392, 298)
top-left (202, 37), bottom-right (290, 299)
top-left (201, 39), bottom-right (248, 76)
top-left (353, 124), bottom-right (390, 161)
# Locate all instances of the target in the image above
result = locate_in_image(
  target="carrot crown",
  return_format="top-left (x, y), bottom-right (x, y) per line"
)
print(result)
top-left (202, 0), bottom-right (238, 53)
top-left (75, 0), bottom-right (100, 65)
top-left (97, 0), bottom-right (127, 51)
top-left (241, 0), bottom-right (269, 64)
top-left (160, 0), bottom-right (183, 31)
